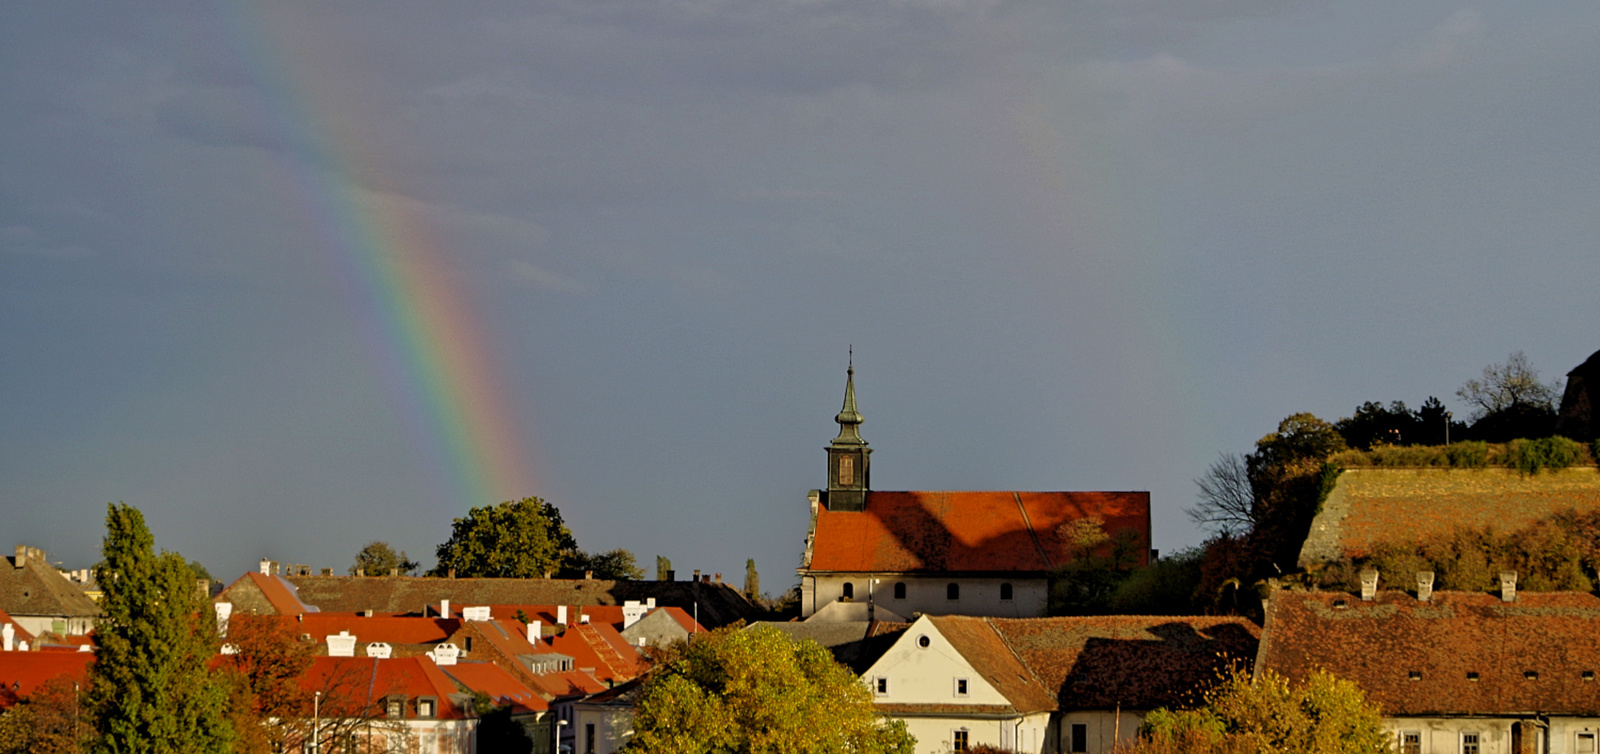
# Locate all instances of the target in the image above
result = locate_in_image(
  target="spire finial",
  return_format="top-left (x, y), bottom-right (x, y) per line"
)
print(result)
top-left (834, 350), bottom-right (864, 443)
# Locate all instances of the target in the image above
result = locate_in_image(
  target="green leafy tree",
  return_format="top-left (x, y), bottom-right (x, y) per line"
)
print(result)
top-left (430, 497), bottom-right (579, 578)
top-left (348, 540), bottom-right (420, 576)
top-left (1129, 668), bottom-right (1388, 754)
top-left (657, 555), bottom-right (672, 581)
top-left (630, 625), bottom-right (915, 754)
top-left (87, 503), bottom-right (234, 753)
top-left (566, 548), bottom-right (644, 580)
top-left (743, 558), bottom-right (760, 600)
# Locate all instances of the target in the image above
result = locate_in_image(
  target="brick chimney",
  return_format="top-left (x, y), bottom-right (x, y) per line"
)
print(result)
top-left (1359, 568), bottom-right (1379, 601)
top-left (1416, 571), bottom-right (1435, 602)
top-left (1501, 571), bottom-right (1518, 602)
top-left (13, 546), bottom-right (25, 569)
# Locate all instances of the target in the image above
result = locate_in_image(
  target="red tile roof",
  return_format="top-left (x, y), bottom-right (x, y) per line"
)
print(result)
top-left (0, 610), bottom-right (35, 648)
top-left (1258, 589), bottom-right (1600, 717)
top-left (228, 572), bottom-right (320, 616)
top-left (930, 616), bottom-right (1059, 714)
top-left (299, 656), bottom-right (467, 719)
top-left (0, 651), bottom-right (93, 707)
top-left (988, 615), bottom-right (1260, 711)
top-left (283, 613), bottom-right (459, 647)
top-left (528, 669), bottom-right (608, 699)
top-left (810, 491), bottom-right (1150, 573)
top-left (443, 661), bottom-right (548, 714)
top-left (550, 623), bottom-right (643, 683)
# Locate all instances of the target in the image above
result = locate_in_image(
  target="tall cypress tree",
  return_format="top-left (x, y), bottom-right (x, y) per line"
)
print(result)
top-left (87, 503), bottom-right (234, 753)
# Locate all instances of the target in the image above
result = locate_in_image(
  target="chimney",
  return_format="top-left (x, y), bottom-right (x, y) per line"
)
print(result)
top-left (646, 597), bottom-right (656, 610)
top-left (1416, 572), bottom-right (1435, 602)
top-left (390, 568), bottom-right (398, 577)
top-left (3, 623), bottom-right (13, 651)
top-left (440, 599), bottom-right (451, 619)
top-left (692, 569), bottom-right (701, 583)
top-left (1501, 571), bottom-right (1518, 602)
top-left (429, 643), bottom-right (460, 666)
top-left (715, 573), bottom-right (722, 585)
top-left (664, 570), bottom-right (675, 581)
top-left (1359, 568), bottom-right (1379, 601)
top-left (364, 609), bottom-right (374, 618)
top-left (320, 568), bottom-right (332, 577)
top-left (356, 568), bottom-right (364, 577)
top-left (580, 614), bottom-right (590, 624)
top-left (702, 574), bottom-right (711, 584)
top-left (557, 606), bottom-right (568, 625)
top-left (528, 620), bottom-right (541, 642)
top-left (326, 631), bottom-right (357, 657)
top-left (365, 642), bottom-right (392, 659)
top-left (448, 568), bottom-right (456, 579)
top-left (260, 559), bottom-right (272, 575)
top-left (215, 603), bottom-right (233, 638)
top-left (13, 546), bottom-right (25, 569)
top-left (196, 579), bottom-right (211, 601)
top-left (585, 570), bottom-right (593, 580)
top-left (623, 600), bottom-right (646, 629)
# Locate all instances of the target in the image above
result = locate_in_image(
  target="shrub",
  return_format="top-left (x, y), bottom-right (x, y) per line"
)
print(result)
top-left (1443, 441), bottom-right (1489, 468)
top-left (1507, 436), bottom-right (1585, 475)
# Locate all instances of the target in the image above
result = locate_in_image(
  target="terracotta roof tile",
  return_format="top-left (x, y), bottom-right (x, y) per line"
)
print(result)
top-left (988, 615), bottom-right (1260, 711)
top-left (443, 661), bottom-right (548, 713)
top-left (931, 616), bottom-right (1059, 714)
top-left (1258, 589), bottom-right (1600, 716)
top-left (810, 491), bottom-right (1150, 573)
top-left (0, 651), bottom-right (93, 706)
top-left (299, 656), bottom-right (468, 719)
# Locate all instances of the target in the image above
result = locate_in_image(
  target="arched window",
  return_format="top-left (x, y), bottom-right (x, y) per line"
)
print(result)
top-left (842, 582), bottom-right (854, 600)
top-left (1000, 583), bottom-right (1014, 601)
top-left (947, 583), bottom-right (960, 600)
top-left (893, 582), bottom-right (907, 600)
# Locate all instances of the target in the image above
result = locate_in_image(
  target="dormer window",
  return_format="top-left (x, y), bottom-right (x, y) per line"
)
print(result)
top-left (1584, 671), bottom-right (1596, 681)
top-left (1408, 671), bottom-right (1421, 681)
top-left (842, 582), bottom-right (854, 600)
top-left (1332, 599), bottom-right (1348, 610)
top-left (1524, 671), bottom-right (1539, 681)
top-left (1466, 672), bottom-right (1479, 682)
top-left (386, 696), bottom-right (404, 719)
top-left (416, 697), bottom-right (437, 718)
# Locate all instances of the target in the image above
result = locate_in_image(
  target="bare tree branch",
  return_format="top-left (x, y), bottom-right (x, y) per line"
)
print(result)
top-left (1187, 452), bottom-right (1256, 537)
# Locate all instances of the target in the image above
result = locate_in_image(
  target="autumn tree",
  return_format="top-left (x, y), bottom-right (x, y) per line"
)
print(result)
top-left (630, 625), bottom-right (915, 754)
top-left (743, 558), bottom-right (760, 600)
top-left (430, 497), bottom-right (579, 578)
top-left (657, 555), bottom-right (672, 581)
top-left (0, 677), bottom-right (88, 754)
top-left (87, 503), bottom-right (234, 753)
top-left (217, 614), bottom-right (314, 751)
top-left (1125, 668), bottom-right (1387, 754)
top-left (349, 540), bottom-right (420, 576)
top-left (1458, 351), bottom-right (1562, 441)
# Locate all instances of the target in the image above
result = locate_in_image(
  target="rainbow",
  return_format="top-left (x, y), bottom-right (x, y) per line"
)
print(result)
top-left (223, 6), bottom-right (536, 510)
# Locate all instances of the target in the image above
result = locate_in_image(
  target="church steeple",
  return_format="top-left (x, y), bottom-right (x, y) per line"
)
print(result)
top-left (826, 349), bottom-right (871, 511)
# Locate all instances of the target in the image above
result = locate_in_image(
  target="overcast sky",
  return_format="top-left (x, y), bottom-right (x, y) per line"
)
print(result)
top-left (4, 1), bottom-right (1598, 588)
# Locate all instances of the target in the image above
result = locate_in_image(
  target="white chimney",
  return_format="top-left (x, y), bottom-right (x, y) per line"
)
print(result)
top-left (462, 606), bottom-right (491, 621)
top-left (259, 559), bottom-right (272, 575)
top-left (557, 606), bottom-right (568, 625)
top-left (580, 614), bottom-right (590, 624)
top-left (622, 600), bottom-right (646, 629)
top-left (528, 620), bottom-right (541, 642)
top-left (440, 599), bottom-right (450, 619)
top-left (366, 642), bottom-right (393, 659)
top-left (429, 643), bottom-right (460, 666)
top-left (17, 641), bottom-right (28, 652)
top-left (1359, 568), bottom-right (1379, 601)
top-left (1501, 571), bottom-right (1518, 602)
top-left (215, 602), bottom-right (233, 638)
top-left (1416, 572), bottom-right (1435, 602)
top-left (646, 597), bottom-right (656, 609)
top-left (2, 623), bottom-right (13, 652)
top-left (326, 630), bottom-right (357, 657)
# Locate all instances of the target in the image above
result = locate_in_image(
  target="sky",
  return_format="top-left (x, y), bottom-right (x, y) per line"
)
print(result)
top-left (4, 1), bottom-right (1599, 589)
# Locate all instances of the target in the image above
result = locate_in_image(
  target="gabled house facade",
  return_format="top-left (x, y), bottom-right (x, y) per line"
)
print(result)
top-left (1258, 583), bottom-right (1600, 754)
top-left (0, 546), bottom-right (101, 637)
top-left (797, 366), bottom-right (1151, 621)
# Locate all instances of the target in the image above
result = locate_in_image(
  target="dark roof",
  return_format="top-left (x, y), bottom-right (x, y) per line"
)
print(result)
top-left (282, 576), bottom-right (757, 628)
top-left (986, 615), bottom-right (1258, 711)
top-left (752, 620), bottom-right (908, 674)
top-left (808, 491), bottom-right (1150, 574)
top-left (1300, 468), bottom-right (1600, 565)
top-left (0, 552), bottom-right (101, 620)
top-left (215, 572), bottom-right (319, 616)
top-left (1257, 589), bottom-right (1600, 717)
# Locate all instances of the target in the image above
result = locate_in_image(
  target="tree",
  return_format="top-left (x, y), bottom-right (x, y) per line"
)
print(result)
top-left (217, 614), bottom-right (314, 751)
top-left (0, 677), bottom-right (88, 754)
top-left (349, 541), bottom-right (419, 577)
top-left (1187, 453), bottom-right (1256, 537)
top-left (87, 503), bottom-right (234, 753)
top-left (630, 625), bottom-right (915, 754)
top-left (1457, 351), bottom-right (1562, 419)
top-left (430, 497), bottom-right (579, 578)
top-left (566, 548), bottom-right (644, 580)
top-left (743, 558), bottom-right (760, 600)
top-left (1129, 668), bottom-right (1388, 754)
top-left (1049, 517), bottom-right (1144, 615)
top-left (657, 555), bottom-right (672, 581)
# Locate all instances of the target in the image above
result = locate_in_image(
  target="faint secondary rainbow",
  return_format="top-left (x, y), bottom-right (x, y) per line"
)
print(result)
top-left (222, 6), bottom-right (535, 510)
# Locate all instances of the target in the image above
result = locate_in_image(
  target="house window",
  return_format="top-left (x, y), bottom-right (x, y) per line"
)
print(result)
top-left (952, 730), bottom-right (969, 751)
top-left (1408, 670), bottom-right (1421, 681)
top-left (894, 582), bottom-right (906, 600)
top-left (1462, 732), bottom-right (1480, 754)
top-left (1466, 671), bottom-right (1479, 681)
top-left (839, 455), bottom-right (854, 485)
top-left (1400, 731), bottom-right (1421, 754)
top-left (464, 636), bottom-right (473, 652)
top-left (1070, 723), bottom-right (1088, 753)
top-left (875, 677), bottom-right (888, 695)
top-left (1000, 583), bottom-right (1013, 601)
top-left (386, 697), bottom-right (404, 719)
top-left (585, 723), bottom-right (596, 754)
top-left (416, 698), bottom-right (436, 719)
top-left (842, 582), bottom-right (854, 600)
top-left (947, 583), bottom-right (960, 600)
top-left (954, 678), bottom-right (968, 697)
top-left (917, 635), bottom-right (930, 648)
top-left (1577, 734), bottom-right (1595, 754)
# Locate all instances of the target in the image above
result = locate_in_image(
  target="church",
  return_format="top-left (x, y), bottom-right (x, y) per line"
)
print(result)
top-left (797, 363), bottom-right (1152, 621)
